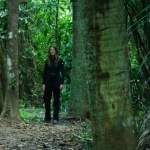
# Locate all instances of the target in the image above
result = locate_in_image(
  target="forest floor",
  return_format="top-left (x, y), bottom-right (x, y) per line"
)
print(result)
top-left (0, 115), bottom-right (92, 150)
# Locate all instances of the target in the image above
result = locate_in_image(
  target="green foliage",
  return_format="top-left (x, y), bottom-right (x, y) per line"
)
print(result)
top-left (61, 84), bottom-right (70, 101)
top-left (19, 108), bottom-right (44, 123)
top-left (126, 0), bottom-right (150, 132)
top-left (80, 121), bottom-right (92, 141)
top-left (70, 121), bottom-right (93, 150)
top-left (0, 0), bottom-right (72, 109)
top-left (18, 0), bottom-right (72, 107)
top-left (0, 0), bottom-right (7, 39)
top-left (60, 84), bottom-right (70, 112)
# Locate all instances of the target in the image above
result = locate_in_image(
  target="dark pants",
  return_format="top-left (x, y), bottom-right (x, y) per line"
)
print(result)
top-left (44, 84), bottom-right (60, 121)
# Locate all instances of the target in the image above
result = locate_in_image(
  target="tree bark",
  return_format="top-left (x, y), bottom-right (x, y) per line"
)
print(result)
top-left (0, 41), bottom-right (7, 115)
top-left (69, 0), bottom-right (89, 118)
top-left (5, 0), bottom-right (20, 120)
top-left (83, 0), bottom-right (136, 149)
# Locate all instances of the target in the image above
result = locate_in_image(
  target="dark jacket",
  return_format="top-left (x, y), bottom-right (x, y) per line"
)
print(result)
top-left (42, 58), bottom-right (64, 88)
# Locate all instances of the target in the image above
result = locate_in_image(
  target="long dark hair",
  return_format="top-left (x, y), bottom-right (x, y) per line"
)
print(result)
top-left (47, 45), bottom-right (59, 64)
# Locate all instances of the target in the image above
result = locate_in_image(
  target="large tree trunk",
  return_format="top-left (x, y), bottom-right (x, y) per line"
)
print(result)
top-left (69, 0), bottom-right (89, 118)
top-left (83, 0), bottom-right (136, 149)
top-left (4, 0), bottom-right (20, 120)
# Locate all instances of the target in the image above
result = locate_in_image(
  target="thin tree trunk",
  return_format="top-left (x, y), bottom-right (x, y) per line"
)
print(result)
top-left (0, 40), bottom-right (7, 115)
top-left (143, 0), bottom-right (150, 53)
top-left (55, 0), bottom-right (59, 47)
top-left (5, 0), bottom-right (20, 120)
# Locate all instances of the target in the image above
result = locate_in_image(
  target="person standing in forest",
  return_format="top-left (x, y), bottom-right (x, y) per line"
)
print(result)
top-left (42, 45), bottom-right (64, 124)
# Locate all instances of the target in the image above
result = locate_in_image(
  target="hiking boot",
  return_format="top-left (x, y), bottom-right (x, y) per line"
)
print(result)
top-left (52, 120), bottom-right (58, 125)
top-left (43, 119), bottom-right (51, 123)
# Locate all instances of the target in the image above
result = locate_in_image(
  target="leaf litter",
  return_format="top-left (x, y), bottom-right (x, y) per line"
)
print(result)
top-left (0, 118), bottom-right (92, 150)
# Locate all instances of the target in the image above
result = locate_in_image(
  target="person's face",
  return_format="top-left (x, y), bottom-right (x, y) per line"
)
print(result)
top-left (50, 47), bottom-right (56, 56)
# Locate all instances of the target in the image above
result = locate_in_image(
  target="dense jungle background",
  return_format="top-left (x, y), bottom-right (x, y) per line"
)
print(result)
top-left (0, 0), bottom-right (150, 150)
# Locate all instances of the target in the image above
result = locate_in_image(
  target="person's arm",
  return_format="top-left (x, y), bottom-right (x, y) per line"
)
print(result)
top-left (42, 60), bottom-right (48, 91)
top-left (59, 59), bottom-right (64, 90)
top-left (60, 58), bottom-right (65, 84)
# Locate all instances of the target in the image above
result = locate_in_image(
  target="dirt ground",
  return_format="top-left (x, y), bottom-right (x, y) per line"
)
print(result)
top-left (0, 118), bottom-right (91, 150)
